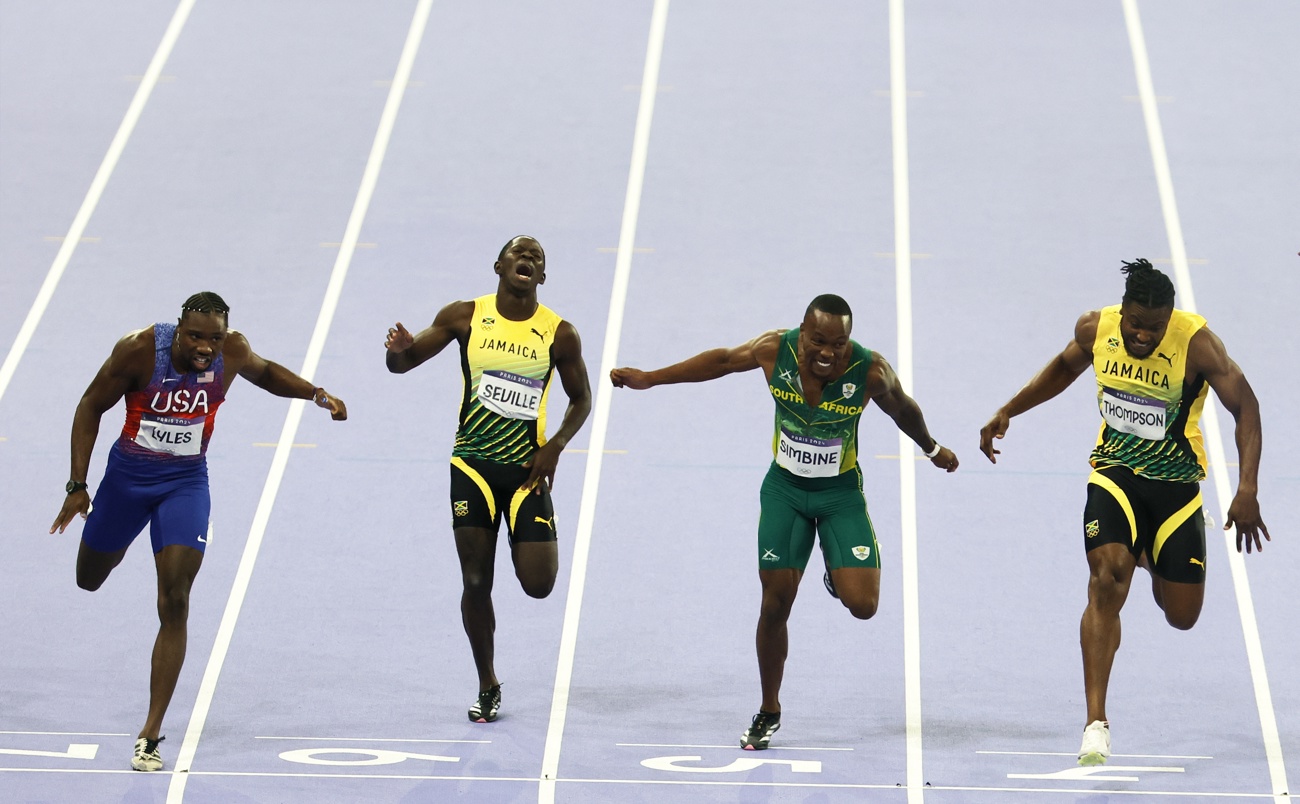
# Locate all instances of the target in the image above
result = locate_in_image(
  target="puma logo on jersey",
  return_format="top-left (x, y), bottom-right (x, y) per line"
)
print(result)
top-left (530, 327), bottom-right (546, 342)
top-left (1189, 557), bottom-right (1205, 568)
top-left (1157, 350), bottom-right (1177, 367)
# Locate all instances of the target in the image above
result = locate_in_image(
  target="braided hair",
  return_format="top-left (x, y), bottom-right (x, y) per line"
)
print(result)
top-left (180, 291), bottom-right (231, 322)
top-left (1120, 259), bottom-right (1175, 308)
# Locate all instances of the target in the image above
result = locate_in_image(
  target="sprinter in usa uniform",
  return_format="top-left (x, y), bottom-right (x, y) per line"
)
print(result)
top-left (50, 292), bottom-right (347, 772)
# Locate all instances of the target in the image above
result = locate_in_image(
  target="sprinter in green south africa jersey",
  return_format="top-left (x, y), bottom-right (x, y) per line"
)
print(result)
top-left (385, 235), bottom-right (592, 727)
top-left (611, 294), bottom-right (958, 751)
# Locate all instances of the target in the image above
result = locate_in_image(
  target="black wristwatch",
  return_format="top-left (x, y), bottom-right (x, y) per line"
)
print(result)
top-left (66, 480), bottom-right (88, 495)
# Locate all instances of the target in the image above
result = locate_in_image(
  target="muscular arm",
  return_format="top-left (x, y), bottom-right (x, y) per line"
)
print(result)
top-left (523, 321), bottom-right (593, 491)
top-left (1190, 326), bottom-right (1268, 552)
top-left (979, 310), bottom-right (1097, 463)
top-left (609, 329), bottom-right (782, 389)
top-left (50, 329), bottom-right (151, 533)
top-left (385, 300), bottom-right (473, 374)
top-left (227, 332), bottom-right (348, 420)
top-left (868, 355), bottom-right (959, 472)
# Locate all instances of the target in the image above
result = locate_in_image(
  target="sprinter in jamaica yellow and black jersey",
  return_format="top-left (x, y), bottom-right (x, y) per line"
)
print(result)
top-left (385, 236), bottom-right (591, 725)
top-left (612, 294), bottom-right (958, 751)
top-left (979, 259), bottom-right (1268, 769)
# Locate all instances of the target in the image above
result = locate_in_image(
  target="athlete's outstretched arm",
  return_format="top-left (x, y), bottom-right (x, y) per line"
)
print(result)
top-left (610, 330), bottom-right (781, 389)
top-left (1191, 326), bottom-right (1268, 553)
top-left (523, 321), bottom-right (592, 492)
top-left (228, 333), bottom-right (347, 420)
top-left (978, 310), bottom-right (1097, 463)
top-left (385, 300), bottom-right (473, 374)
top-left (868, 355), bottom-right (959, 472)
top-left (50, 330), bottom-right (150, 534)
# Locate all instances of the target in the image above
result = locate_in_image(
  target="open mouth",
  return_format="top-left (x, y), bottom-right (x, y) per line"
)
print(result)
top-left (192, 354), bottom-right (212, 370)
top-left (515, 265), bottom-right (535, 279)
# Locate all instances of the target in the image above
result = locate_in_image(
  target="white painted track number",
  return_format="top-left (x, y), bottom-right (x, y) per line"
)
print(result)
top-left (0, 743), bottom-right (99, 760)
top-left (641, 755), bottom-right (822, 774)
top-left (279, 747), bottom-right (460, 767)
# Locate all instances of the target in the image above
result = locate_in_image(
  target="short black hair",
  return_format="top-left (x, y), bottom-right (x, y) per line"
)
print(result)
top-left (805, 293), bottom-right (852, 321)
top-left (1120, 258), bottom-right (1175, 308)
top-left (498, 235), bottom-right (544, 263)
top-left (180, 291), bottom-right (230, 322)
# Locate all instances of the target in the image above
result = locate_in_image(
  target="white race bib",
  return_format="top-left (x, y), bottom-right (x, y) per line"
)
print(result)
top-left (478, 370), bottom-right (544, 420)
top-left (1100, 387), bottom-right (1166, 440)
top-left (135, 414), bottom-right (205, 456)
top-left (776, 428), bottom-right (842, 478)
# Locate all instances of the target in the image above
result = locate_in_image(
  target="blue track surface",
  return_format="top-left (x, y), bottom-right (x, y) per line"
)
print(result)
top-left (1, 2), bottom-right (1295, 802)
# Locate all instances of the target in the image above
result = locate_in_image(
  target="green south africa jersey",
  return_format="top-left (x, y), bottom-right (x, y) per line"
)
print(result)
top-left (768, 328), bottom-right (873, 478)
top-left (1090, 304), bottom-right (1209, 482)
top-left (453, 294), bottom-right (563, 465)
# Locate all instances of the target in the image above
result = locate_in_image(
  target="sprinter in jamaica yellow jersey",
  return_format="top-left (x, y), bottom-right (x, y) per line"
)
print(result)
top-left (385, 236), bottom-right (591, 725)
top-left (979, 259), bottom-right (1268, 769)
top-left (612, 294), bottom-right (958, 750)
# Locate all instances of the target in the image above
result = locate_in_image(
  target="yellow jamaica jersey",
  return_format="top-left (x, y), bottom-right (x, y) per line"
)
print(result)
top-left (1090, 304), bottom-right (1209, 482)
top-left (453, 294), bottom-right (563, 465)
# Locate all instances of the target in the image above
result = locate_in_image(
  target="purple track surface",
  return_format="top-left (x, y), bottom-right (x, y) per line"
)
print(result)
top-left (1, 2), bottom-right (1295, 803)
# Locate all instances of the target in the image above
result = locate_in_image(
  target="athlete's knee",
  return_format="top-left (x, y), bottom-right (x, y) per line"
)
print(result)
top-left (518, 573), bottom-right (555, 599)
top-left (1165, 608), bottom-right (1200, 630)
top-left (758, 592), bottom-right (795, 626)
top-left (156, 584), bottom-right (191, 624)
top-left (1087, 550), bottom-right (1134, 607)
top-left (843, 595), bottom-right (878, 620)
top-left (462, 569), bottom-right (494, 598)
top-left (76, 571), bottom-right (105, 592)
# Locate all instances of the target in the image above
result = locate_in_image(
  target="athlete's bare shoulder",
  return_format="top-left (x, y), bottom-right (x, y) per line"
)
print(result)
top-left (1074, 309), bottom-right (1101, 352)
top-left (109, 326), bottom-right (159, 375)
top-left (1186, 324), bottom-right (1231, 377)
top-left (219, 329), bottom-right (253, 372)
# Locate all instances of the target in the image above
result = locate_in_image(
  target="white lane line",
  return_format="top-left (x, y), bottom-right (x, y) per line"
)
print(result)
top-left (0, 0), bottom-right (196, 409)
top-left (1122, 3), bottom-right (1290, 802)
top-left (888, 1), bottom-right (924, 802)
top-left (536, 2), bottom-right (670, 802)
top-left (163, 2), bottom-right (435, 801)
top-left (977, 750), bottom-right (1213, 759)
top-left (0, 731), bottom-right (130, 737)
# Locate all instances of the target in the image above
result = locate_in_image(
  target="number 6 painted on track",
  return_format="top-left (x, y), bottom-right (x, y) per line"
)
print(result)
top-left (279, 748), bottom-right (461, 766)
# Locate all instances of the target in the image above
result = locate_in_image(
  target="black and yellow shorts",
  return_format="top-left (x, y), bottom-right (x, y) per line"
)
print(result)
top-left (450, 456), bottom-right (556, 544)
top-left (1084, 464), bottom-right (1206, 583)
top-left (757, 462), bottom-right (880, 572)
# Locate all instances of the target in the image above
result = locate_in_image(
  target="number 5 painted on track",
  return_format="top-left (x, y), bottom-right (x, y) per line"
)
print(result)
top-left (641, 755), bottom-right (821, 773)
top-left (0, 744), bottom-right (98, 760)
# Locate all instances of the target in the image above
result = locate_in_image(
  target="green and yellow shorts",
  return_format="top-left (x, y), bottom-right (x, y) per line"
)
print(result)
top-left (756, 462), bottom-right (880, 572)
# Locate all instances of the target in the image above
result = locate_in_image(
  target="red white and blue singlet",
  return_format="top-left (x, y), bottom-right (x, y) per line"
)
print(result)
top-left (116, 322), bottom-right (226, 463)
top-left (82, 323), bottom-right (226, 555)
